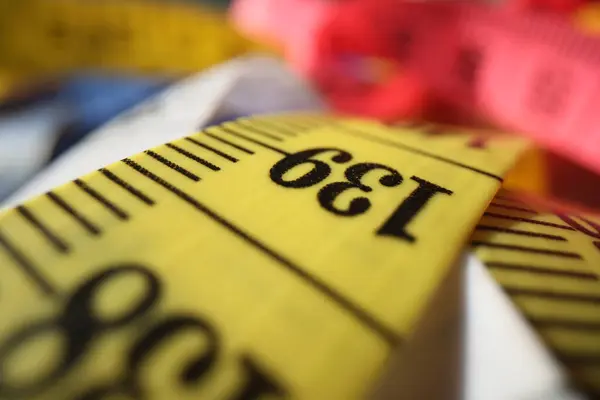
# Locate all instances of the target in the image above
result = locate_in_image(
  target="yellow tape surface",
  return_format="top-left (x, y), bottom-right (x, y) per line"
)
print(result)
top-left (387, 121), bottom-right (600, 397)
top-left (0, 115), bottom-right (527, 398)
top-left (0, 0), bottom-right (266, 75)
top-left (473, 191), bottom-right (600, 396)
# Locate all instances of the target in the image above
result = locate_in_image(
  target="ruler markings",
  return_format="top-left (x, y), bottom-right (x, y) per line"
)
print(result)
top-left (488, 202), bottom-right (538, 214)
top-left (472, 241), bottom-right (583, 258)
top-left (144, 150), bottom-right (201, 182)
top-left (231, 122), bottom-right (286, 142)
top-left (46, 192), bottom-right (101, 236)
top-left (4, 110), bottom-right (597, 393)
top-left (184, 137), bottom-right (238, 163)
top-left (486, 261), bottom-right (596, 280)
top-left (165, 143), bottom-right (220, 172)
top-left (491, 196), bottom-right (530, 205)
top-left (0, 231), bottom-right (58, 297)
top-left (483, 212), bottom-right (576, 230)
top-left (267, 118), bottom-right (315, 135)
top-left (204, 132), bottom-right (255, 155)
top-left (16, 205), bottom-right (70, 253)
top-left (506, 287), bottom-right (600, 304)
top-left (253, 120), bottom-right (301, 137)
top-left (474, 225), bottom-right (566, 241)
top-left (99, 168), bottom-right (155, 205)
top-left (219, 126), bottom-right (290, 156)
top-left (74, 179), bottom-right (129, 221)
top-left (243, 119), bottom-right (301, 137)
top-left (337, 124), bottom-right (504, 182)
top-left (120, 157), bottom-right (400, 345)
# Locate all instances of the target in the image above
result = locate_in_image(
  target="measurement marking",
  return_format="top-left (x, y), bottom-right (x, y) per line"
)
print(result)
top-left (219, 126), bottom-right (289, 155)
top-left (121, 158), bottom-right (400, 345)
top-left (16, 205), bottom-right (69, 252)
top-left (475, 225), bottom-right (566, 241)
top-left (483, 212), bottom-right (575, 230)
top-left (0, 230), bottom-right (58, 297)
top-left (486, 261), bottom-right (596, 280)
top-left (530, 317), bottom-right (600, 331)
top-left (488, 202), bottom-right (538, 213)
top-left (204, 131), bottom-right (254, 155)
top-left (144, 150), bottom-right (201, 181)
top-left (165, 143), bottom-right (220, 171)
top-left (74, 179), bottom-right (129, 220)
top-left (46, 191), bottom-right (101, 235)
top-left (472, 241), bottom-right (582, 258)
top-left (506, 287), bottom-right (600, 304)
top-left (494, 194), bottom-right (539, 208)
top-left (184, 137), bottom-right (238, 162)
top-left (494, 194), bottom-right (527, 203)
top-left (242, 119), bottom-right (298, 137)
top-left (337, 125), bottom-right (503, 181)
top-left (258, 119), bottom-right (304, 136)
top-left (99, 168), bottom-right (155, 205)
top-left (231, 121), bottom-right (285, 142)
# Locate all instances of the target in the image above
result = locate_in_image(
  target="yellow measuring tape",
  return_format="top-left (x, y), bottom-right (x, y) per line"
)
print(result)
top-left (0, 0), bottom-right (268, 76)
top-left (474, 194), bottom-right (600, 398)
top-left (0, 114), bottom-right (598, 398)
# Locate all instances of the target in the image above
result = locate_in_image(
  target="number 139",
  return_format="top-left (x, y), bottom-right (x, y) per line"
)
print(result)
top-left (269, 148), bottom-right (453, 243)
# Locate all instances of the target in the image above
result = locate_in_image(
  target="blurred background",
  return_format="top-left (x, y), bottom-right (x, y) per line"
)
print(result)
top-left (1, 0), bottom-right (600, 211)
top-left (2, 1), bottom-right (600, 399)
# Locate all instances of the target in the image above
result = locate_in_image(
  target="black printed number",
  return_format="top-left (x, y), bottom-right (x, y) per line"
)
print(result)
top-left (269, 148), bottom-right (353, 188)
top-left (377, 176), bottom-right (453, 242)
top-left (0, 265), bottom-right (285, 399)
top-left (0, 265), bottom-right (158, 398)
top-left (270, 148), bottom-right (453, 242)
top-left (318, 163), bottom-right (403, 216)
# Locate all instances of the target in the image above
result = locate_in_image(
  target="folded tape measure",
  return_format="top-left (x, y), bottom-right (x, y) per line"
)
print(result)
top-left (0, 113), bottom-right (598, 398)
top-left (0, 0), bottom-right (266, 76)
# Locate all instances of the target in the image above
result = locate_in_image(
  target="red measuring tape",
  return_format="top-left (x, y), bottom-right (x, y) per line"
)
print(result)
top-left (314, 0), bottom-right (600, 173)
top-left (232, 0), bottom-right (600, 173)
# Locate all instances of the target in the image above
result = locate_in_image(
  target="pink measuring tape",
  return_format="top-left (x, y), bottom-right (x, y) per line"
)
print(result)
top-left (231, 0), bottom-right (600, 174)
top-left (230, 0), bottom-right (430, 120)
top-left (368, 1), bottom-right (600, 174)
